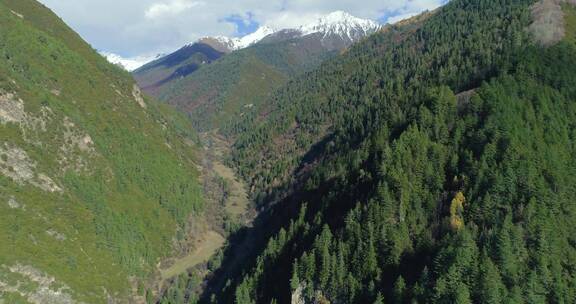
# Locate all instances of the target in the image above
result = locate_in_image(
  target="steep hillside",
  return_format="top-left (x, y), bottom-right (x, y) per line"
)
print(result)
top-left (228, 0), bottom-right (524, 205)
top-left (0, 0), bottom-right (206, 302)
top-left (173, 0), bottom-right (576, 303)
top-left (134, 43), bottom-right (224, 91)
top-left (153, 37), bottom-right (334, 132)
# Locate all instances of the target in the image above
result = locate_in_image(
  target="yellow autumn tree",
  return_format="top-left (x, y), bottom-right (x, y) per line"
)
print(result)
top-left (450, 192), bottom-right (466, 231)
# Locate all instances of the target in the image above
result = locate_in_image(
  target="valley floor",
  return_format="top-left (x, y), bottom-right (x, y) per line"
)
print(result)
top-left (156, 131), bottom-right (253, 286)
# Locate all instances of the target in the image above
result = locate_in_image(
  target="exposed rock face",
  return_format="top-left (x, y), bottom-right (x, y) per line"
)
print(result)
top-left (46, 229), bottom-right (66, 241)
top-left (0, 144), bottom-right (62, 193)
top-left (291, 285), bottom-right (305, 304)
top-left (291, 286), bottom-right (332, 304)
top-left (530, 0), bottom-right (565, 46)
top-left (529, 0), bottom-right (576, 46)
top-left (7, 196), bottom-right (21, 209)
top-left (0, 91), bottom-right (52, 144)
top-left (0, 92), bottom-right (26, 124)
top-left (132, 85), bottom-right (147, 109)
top-left (0, 264), bottom-right (80, 304)
top-left (2, 91), bottom-right (96, 174)
top-left (59, 117), bottom-right (96, 173)
top-left (9, 10), bottom-right (23, 19)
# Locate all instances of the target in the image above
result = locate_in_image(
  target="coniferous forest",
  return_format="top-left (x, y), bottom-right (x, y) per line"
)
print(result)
top-left (198, 0), bottom-right (576, 303)
top-left (2, 0), bottom-right (576, 303)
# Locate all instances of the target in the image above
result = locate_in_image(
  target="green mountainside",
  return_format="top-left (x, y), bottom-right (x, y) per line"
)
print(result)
top-left (134, 43), bottom-right (224, 91)
top-left (3, 0), bottom-right (576, 303)
top-left (169, 0), bottom-right (575, 303)
top-left (0, 0), bottom-right (206, 302)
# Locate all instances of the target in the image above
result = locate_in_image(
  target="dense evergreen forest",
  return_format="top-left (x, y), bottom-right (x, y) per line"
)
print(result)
top-left (155, 0), bottom-right (576, 303)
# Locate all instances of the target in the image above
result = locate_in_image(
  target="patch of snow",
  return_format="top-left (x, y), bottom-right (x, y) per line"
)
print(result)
top-left (235, 26), bottom-right (277, 49)
top-left (100, 52), bottom-right (162, 71)
top-left (190, 11), bottom-right (380, 52)
top-left (299, 11), bottom-right (382, 40)
top-left (197, 26), bottom-right (277, 51)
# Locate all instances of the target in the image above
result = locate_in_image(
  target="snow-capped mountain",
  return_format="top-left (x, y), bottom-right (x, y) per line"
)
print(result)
top-left (199, 26), bottom-right (276, 53)
top-left (106, 11), bottom-right (380, 70)
top-left (198, 11), bottom-right (380, 53)
top-left (133, 11), bottom-right (381, 90)
top-left (300, 11), bottom-right (381, 45)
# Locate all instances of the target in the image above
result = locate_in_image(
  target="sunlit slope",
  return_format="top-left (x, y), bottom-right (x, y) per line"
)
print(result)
top-left (0, 0), bottom-right (203, 302)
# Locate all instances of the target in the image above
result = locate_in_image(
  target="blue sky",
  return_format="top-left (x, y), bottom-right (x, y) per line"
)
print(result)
top-left (38, 0), bottom-right (447, 60)
top-left (224, 12), bottom-right (260, 36)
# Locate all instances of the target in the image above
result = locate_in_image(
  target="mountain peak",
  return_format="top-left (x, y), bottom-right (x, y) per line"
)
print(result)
top-left (192, 11), bottom-right (380, 53)
top-left (198, 26), bottom-right (277, 53)
top-left (236, 26), bottom-right (276, 49)
top-left (300, 11), bottom-right (382, 40)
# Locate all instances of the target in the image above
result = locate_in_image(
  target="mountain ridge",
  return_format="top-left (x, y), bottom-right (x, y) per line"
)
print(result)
top-left (192, 11), bottom-right (382, 53)
top-left (133, 11), bottom-right (382, 132)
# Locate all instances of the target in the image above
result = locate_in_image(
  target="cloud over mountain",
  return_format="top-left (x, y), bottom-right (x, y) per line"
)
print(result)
top-left (38, 0), bottom-right (446, 59)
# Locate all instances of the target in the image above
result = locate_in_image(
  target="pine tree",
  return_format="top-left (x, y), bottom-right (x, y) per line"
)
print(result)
top-left (477, 254), bottom-right (505, 304)
top-left (394, 276), bottom-right (406, 304)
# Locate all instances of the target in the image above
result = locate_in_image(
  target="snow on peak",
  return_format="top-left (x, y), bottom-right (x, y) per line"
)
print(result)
top-left (197, 26), bottom-right (276, 51)
top-left (236, 26), bottom-right (276, 49)
top-left (300, 11), bottom-right (382, 39)
top-left (195, 11), bottom-right (379, 52)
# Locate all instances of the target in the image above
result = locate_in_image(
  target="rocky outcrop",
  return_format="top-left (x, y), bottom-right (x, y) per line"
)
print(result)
top-left (7, 196), bottom-right (22, 209)
top-left (291, 286), bottom-right (332, 304)
top-left (0, 92), bottom-right (26, 124)
top-left (529, 0), bottom-right (576, 46)
top-left (132, 85), bottom-right (147, 109)
top-left (291, 285), bottom-right (305, 304)
top-left (59, 117), bottom-right (96, 173)
top-left (0, 264), bottom-right (80, 304)
top-left (0, 144), bottom-right (62, 193)
top-left (0, 91), bottom-right (52, 145)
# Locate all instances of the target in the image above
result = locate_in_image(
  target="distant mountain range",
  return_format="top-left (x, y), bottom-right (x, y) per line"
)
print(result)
top-left (106, 11), bottom-right (381, 71)
top-left (198, 11), bottom-right (382, 53)
top-left (132, 11), bottom-right (381, 131)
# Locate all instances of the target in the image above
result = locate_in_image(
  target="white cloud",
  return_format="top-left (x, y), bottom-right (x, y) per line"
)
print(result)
top-left (262, 11), bottom-right (323, 30)
top-left (38, 0), bottom-right (447, 59)
top-left (145, 0), bottom-right (204, 19)
top-left (386, 12), bottom-right (420, 24)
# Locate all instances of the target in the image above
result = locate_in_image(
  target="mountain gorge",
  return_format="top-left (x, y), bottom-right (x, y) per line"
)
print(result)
top-left (2, 0), bottom-right (576, 303)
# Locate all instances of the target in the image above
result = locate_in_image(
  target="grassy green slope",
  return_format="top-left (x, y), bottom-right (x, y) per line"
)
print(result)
top-left (0, 1), bottom-right (203, 302)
